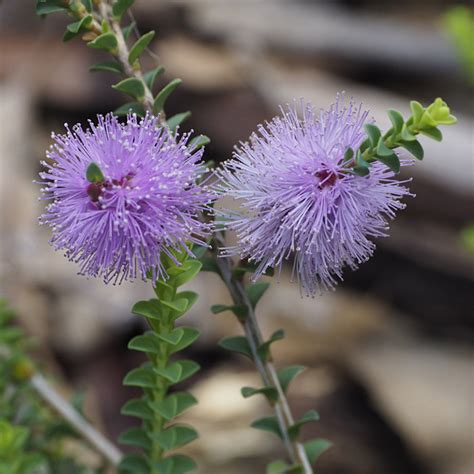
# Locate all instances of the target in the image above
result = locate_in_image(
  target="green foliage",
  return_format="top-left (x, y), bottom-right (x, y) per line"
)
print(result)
top-left (241, 386), bottom-right (279, 404)
top-left (120, 250), bottom-right (202, 471)
top-left (251, 416), bottom-right (283, 439)
top-left (288, 410), bottom-right (319, 440)
top-left (128, 31), bottom-right (156, 65)
top-left (277, 365), bottom-right (305, 394)
top-left (257, 329), bottom-right (284, 362)
top-left (122, 22), bottom-right (136, 41)
top-left (144, 66), bottom-right (165, 91)
top-left (112, 77), bottom-right (145, 100)
top-left (460, 224), bottom-right (474, 254)
top-left (167, 112), bottom-right (192, 132)
top-left (112, 0), bottom-right (135, 21)
top-left (85, 162), bottom-right (104, 183)
top-left (114, 102), bottom-right (146, 117)
top-left (443, 6), bottom-right (474, 85)
top-left (211, 304), bottom-right (248, 318)
top-left (218, 335), bottom-right (253, 359)
top-left (304, 438), bottom-right (332, 464)
top-left (349, 98), bottom-right (457, 175)
top-left (63, 15), bottom-right (93, 42)
top-left (36, 0), bottom-right (68, 16)
top-left (246, 281), bottom-right (270, 308)
top-left (90, 60), bottom-right (123, 74)
top-left (153, 78), bottom-right (182, 115)
top-left (189, 135), bottom-right (211, 151)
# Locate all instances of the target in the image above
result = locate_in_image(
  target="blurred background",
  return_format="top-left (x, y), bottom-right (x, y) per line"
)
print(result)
top-left (0, 0), bottom-right (473, 473)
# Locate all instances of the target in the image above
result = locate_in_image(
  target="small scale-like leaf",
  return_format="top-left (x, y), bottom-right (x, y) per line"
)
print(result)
top-left (400, 124), bottom-right (416, 141)
top-left (123, 367), bottom-right (155, 388)
top-left (86, 162), bottom-right (104, 183)
top-left (410, 100), bottom-right (424, 123)
top-left (87, 32), bottom-right (118, 52)
top-left (119, 427), bottom-right (151, 450)
top-left (167, 111), bottom-right (191, 132)
top-left (288, 409), bottom-right (320, 441)
top-left (375, 152), bottom-right (400, 172)
top-left (36, 2), bottom-right (67, 15)
top-left (128, 31), bottom-right (155, 65)
top-left (170, 327), bottom-right (200, 353)
top-left (153, 78), bottom-right (182, 114)
top-left (82, 0), bottom-right (93, 12)
top-left (251, 416), bottom-right (283, 439)
top-left (246, 282), bottom-right (270, 308)
top-left (121, 398), bottom-right (153, 420)
top-left (387, 109), bottom-right (404, 133)
top-left (175, 291), bottom-right (199, 312)
top-left (257, 329), bottom-right (285, 362)
top-left (160, 298), bottom-right (188, 315)
top-left (154, 362), bottom-right (183, 384)
top-left (200, 257), bottom-right (220, 273)
top-left (304, 438), bottom-right (333, 464)
top-left (118, 454), bottom-right (149, 474)
top-left (122, 21), bottom-right (136, 41)
top-left (376, 138), bottom-right (394, 157)
top-left (90, 60), bottom-right (123, 74)
top-left (267, 461), bottom-right (303, 474)
top-left (112, 78), bottom-right (145, 100)
top-left (150, 391), bottom-right (197, 420)
top-left (278, 365), bottom-right (306, 394)
top-left (67, 15), bottom-right (92, 35)
top-left (114, 102), bottom-right (145, 117)
top-left (364, 123), bottom-right (381, 146)
top-left (353, 165), bottom-right (370, 177)
top-left (128, 333), bottom-right (160, 353)
top-left (112, 0), bottom-right (135, 20)
top-left (343, 147), bottom-right (354, 162)
top-left (211, 304), bottom-right (248, 318)
top-left (399, 139), bottom-right (424, 160)
top-left (420, 126), bottom-right (442, 141)
top-left (173, 260), bottom-right (202, 287)
top-left (144, 66), bottom-right (165, 91)
top-left (175, 360), bottom-right (200, 382)
top-left (218, 336), bottom-right (253, 359)
top-left (154, 425), bottom-right (198, 451)
top-left (189, 134), bottom-right (210, 151)
top-left (156, 327), bottom-right (184, 346)
top-left (153, 454), bottom-right (197, 474)
top-left (241, 386), bottom-right (279, 404)
top-left (131, 299), bottom-right (161, 320)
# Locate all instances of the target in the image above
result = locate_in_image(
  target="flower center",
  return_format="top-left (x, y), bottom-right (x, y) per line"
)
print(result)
top-left (86, 172), bottom-right (135, 203)
top-left (315, 169), bottom-right (338, 189)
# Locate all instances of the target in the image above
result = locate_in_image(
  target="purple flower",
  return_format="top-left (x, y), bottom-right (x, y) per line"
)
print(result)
top-left (38, 113), bottom-right (212, 284)
top-left (217, 96), bottom-right (411, 296)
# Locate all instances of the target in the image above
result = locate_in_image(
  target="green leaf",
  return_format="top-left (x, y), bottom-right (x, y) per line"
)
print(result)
top-left (200, 257), bottom-right (220, 273)
top-left (112, 78), bottom-right (145, 100)
top-left (246, 282), bottom-right (270, 308)
top-left (118, 454), bottom-right (149, 474)
top-left (156, 327), bottom-right (184, 346)
top-left (277, 365), bottom-right (306, 394)
top-left (176, 360), bottom-right (200, 382)
top-left (176, 291), bottom-right (199, 312)
top-left (154, 425), bottom-right (198, 451)
top-left (257, 329), bottom-right (285, 362)
top-left (128, 333), bottom-right (160, 353)
top-left (122, 21), bottom-right (136, 41)
top-left (36, 1), bottom-right (68, 15)
top-left (343, 147), bottom-right (354, 163)
top-left (241, 386), bottom-right (279, 404)
top-left (121, 398), bottom-right (154, 420)
top-left (114, 102), bottom-right (146, 117)
top-left (170, 327), bottom-right (200, 353)
top-left (128, 31), bottom-right (155, 65)
top-left (304, 438), bottom-right (332, 464)
top-left (218, 336), bottom-right (253, 359)
top-left (153, 454), bottom-right (197, 474)
top-left (123, 367), bottom-right (155, 388)
top-left (401, 124), bottom-right (416, 141)
top-left (410, 100), bottom-right (424, 123)
top-left (251, 416), bottom-right (283, 439)
top-left (173, 260), bottom-right (202, 287)
top-left (160, 298), bottom-right (188, 315)
top-left (233, 262), bottom-right (258, 278)
top-left (189, 134), bottom-right (210, 151)
top-left (364, 123), bottom-right (381, 147)
top-left (90, 60), bottom-right (123, 74)
top-left (155, 360), bottom-right (200, 384)
top-left (144, 66), bottom-right (165, 91)
top-left (132, 299), bottom-right (161, 320)
top-left (167, 112), bottom-right (191, 132)
top-left (67, 15), bottom-right (92, 35)
top-left (376, 138), bottom-right (394, 157)
top-left (375, 152), bottom-right (400, 172)
top-left (82, 0), bottom-right (93, 12)
top-left (288, 409), bottom-right (320, 441)
top-left (86, 162), bottom-right (104, 183)
top-left (387, 109), bottom-right (404, 133)
top-left (211, 304), bottom-right (248, 318)
top-left (153, 78), bottom-right (182, 114)
top-left (119, 427), bottom-right (151, 450)
top-left (87, 32), bottom-right (118, 52)
top-left (112, 0), bottom-right (135, 21)
top-left (420, 126), bottom-right (443, 141)
top-left (267, 461), bottom-right (303, 474)
top-left (150, 391), bottom-right (197, 420)
top-left (399, 139), bottom-right (424, 160)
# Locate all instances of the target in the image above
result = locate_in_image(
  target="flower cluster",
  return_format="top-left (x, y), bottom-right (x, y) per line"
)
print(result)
top-left (38, 113), bottom-right (212, 284)
top-left (217, 97), bottom-right (411, 296)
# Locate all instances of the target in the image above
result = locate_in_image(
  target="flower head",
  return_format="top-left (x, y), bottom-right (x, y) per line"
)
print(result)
top-left (218, 96), bottom-right (411, 296)
top-left (38, 113), bottom-right (212, 284)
